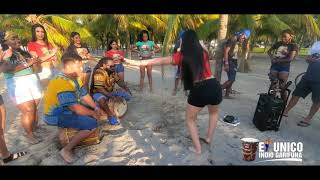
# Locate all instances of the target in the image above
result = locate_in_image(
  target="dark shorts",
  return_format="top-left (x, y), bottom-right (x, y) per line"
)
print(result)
top-left (115, 63), bottom-right (124, 73)
top-left (227, 59), bottom-right (238, 81)
top-left (0, 95), bottom-right (3, 105)
top-left (57, 111), bottom-right (98, 130)
top-left (188, 78), bottom-right (223, 108)
top-left (270, 64), bottom-right (290, 73)
top-left (293, 78), bottom-right (320, 103)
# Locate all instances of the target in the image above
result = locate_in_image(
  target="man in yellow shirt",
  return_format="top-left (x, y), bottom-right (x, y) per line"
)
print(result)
top-left (43, 54), bottom-right (102, 163)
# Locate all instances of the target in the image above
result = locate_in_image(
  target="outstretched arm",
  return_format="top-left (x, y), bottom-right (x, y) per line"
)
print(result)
top-left (123, 56), bottom-right (173, 67)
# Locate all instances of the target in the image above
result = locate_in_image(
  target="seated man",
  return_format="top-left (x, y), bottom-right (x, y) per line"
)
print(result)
top-left (43, 54), bottom-right (103, 164)
top-left (90, 57), bottom-right (132, 125)
top-left (283, 41), bottom-right (320, 127)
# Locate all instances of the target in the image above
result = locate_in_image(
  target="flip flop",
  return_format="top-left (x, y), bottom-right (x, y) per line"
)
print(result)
top-left (199, 137), bottom-right (210, 145)
top-left (282, 114), bottom-right (288, 117)
top-left (2, 151), bottom-right (28, 164)
top-left (297, 121), bottom-right (311, 127)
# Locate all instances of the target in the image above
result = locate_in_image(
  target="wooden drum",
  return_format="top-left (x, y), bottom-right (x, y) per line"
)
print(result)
top-left (58, 128), bottom-right (101, 148)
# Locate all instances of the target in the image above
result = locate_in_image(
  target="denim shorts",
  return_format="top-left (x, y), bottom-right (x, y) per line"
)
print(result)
top-left (115, 63), bottom-right (124, 73)
top-left (270, 64), bottom-right (290, 73)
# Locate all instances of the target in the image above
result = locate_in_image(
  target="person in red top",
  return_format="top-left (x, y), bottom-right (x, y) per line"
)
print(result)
top-left (27, 24), bottom-right (58, 87)
top-left (124, 30), bottom-right (223, 155)
top-left (104, 40), bottom-right (125, 82)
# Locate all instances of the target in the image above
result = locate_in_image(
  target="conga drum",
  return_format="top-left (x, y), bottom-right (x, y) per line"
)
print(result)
top-left (107, 97), bottom-right (128, 118)
top-left (58, 127), bottom-right (101, 148)
top-left (241, 138), bottom-right (259, 161)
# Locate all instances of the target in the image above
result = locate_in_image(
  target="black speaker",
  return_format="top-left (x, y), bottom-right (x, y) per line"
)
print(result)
top-left (253, 93), bottom-right (285, 131)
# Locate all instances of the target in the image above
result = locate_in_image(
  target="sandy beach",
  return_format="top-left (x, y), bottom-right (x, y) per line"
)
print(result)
top-left (1, 54), bottom-right (319, 165)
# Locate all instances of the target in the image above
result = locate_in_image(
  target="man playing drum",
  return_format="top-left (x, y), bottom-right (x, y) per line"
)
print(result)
top-left (90, 57), bottom-right (132, 125)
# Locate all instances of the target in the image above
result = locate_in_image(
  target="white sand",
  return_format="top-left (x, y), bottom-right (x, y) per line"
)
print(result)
top-left (1, 54), bottom-right (319, 165)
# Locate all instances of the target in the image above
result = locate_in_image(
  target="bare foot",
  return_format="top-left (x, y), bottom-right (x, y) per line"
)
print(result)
top-left (24, 134), bottom-right (42, 145)
top-left (189, 146), bottom-right (201, 155)
top-left (60, 148), bottom-right (74, 164)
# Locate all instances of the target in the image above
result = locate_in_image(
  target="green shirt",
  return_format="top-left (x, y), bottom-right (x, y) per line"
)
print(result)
top-left (136, 40), bottom-right (156, 58)
top-left (3, 51), bottom-right (33, 79)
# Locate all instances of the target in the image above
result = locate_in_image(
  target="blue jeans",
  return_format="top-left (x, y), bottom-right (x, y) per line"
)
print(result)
top-left (227, 59), bottom-right (238, 81)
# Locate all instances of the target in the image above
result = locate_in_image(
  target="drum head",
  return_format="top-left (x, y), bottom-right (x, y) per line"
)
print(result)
top-left (108, 97), bottom-right (128, 118)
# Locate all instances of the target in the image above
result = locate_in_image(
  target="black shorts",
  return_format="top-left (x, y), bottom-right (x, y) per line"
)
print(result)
top-left (0, 95), bottom-right (3, 105)
top-left (293, 78), bottom-right (320, 103)
top-left (188, 78), bottom-right (223, 108)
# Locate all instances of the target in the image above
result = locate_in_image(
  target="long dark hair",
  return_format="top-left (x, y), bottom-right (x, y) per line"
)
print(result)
top-left (107, 40), bottom-right (117, 51)
top-left (180, 30), bottom-right (208, 90)
top-left (89, 57), bottom-right (112, 94)
top-left (31, 24), bottom-right (49, 45)
top-left (138, 30), bottom-right (149, 42)
top-left (66, 32), bottom-right (81, 55)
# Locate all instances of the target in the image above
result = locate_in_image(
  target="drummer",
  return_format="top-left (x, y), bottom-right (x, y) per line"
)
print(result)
top-left (90, 57), bottom-right (132, 125)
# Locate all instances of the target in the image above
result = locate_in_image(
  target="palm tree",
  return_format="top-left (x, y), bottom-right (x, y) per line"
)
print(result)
top-left (214, 14), bottom-right (229, 82)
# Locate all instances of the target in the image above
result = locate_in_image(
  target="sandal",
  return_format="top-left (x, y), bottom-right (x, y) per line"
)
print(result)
top-left (199, 137), bottom-right (210, 145)
top-left (297, 121), bottom-right (311, 127)
top-left (2, 151), bottom-right (28, 164)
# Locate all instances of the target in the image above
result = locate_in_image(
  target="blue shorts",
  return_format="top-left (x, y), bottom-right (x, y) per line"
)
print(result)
top-left (93, 93), bottom-right (108, 102)
top-left (57, 110), bottom-right (97, 130)
top-left (44, 110), bottom-right (98, 130)
top-left (115, 64), bottom-right (124, 73)
top-left (93, 91), bottom-right (131, 102)
top-left (227, 59), bottom-right (238, 82)
top-left (270, 64), bottom-right (290, 73)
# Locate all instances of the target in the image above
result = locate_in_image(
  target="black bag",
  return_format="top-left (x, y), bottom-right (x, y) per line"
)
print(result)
top-left (253, 85), bottom-right (291, 131)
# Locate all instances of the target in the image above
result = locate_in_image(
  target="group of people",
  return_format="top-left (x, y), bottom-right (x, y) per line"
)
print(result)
top-left (0, 24), bottom-right (133, 164)
top-left (0, 24), bottom-right (319, 164)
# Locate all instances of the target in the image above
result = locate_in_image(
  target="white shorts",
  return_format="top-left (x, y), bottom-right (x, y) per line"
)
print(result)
top-left (37, 67), bottom-right (53, 80)
top-left (6, 74), bottom-right (42, 105)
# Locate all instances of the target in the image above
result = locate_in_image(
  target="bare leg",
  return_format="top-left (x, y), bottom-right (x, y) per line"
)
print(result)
top-left (0, 105), bottom-right (10, 158)
top-left (146, 65), bottom-right (153, 92)
top-left (279, 72), bottom-right (289, 100)
top-left (186, 103), bottom-right (203, 154)
top-left (283, 95), bottom-right (300, 116)
top-left (139, 66), bottom-right (146, 92)
top-left (60, 129), bottom-right (94, 163)
top-left (206, 105), bottom-right (219, 144)
top-left (117, 72), bottom-right (125, 84)
top-left (0, 105), bottom-right (6, 130)
top-left (98, 98), bottom-right (115, 118)
top-left (17, 101), bottom-right (39, 144)
top-left (172, 78), bottom-right (180, 96)
top-left (33, 99), bottom-right (40, 131)
top-left (303, 102), bottom-right (320, 123)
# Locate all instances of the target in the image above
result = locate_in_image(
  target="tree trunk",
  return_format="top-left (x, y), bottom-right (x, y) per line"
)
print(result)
top-left (161, 15), bottom-right (178, 80)
top-left (126, 32), bottom-right (131, 59)
top-left (239, 39), bottom-right (251, 73)
top-left (214, 14), bottom-right (229, 82)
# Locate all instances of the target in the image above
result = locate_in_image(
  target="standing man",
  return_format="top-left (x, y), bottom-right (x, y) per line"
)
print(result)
top-left (283, 41), bottom-right (320, 127)
top-left (221, 29), bottom-right (251, 99)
